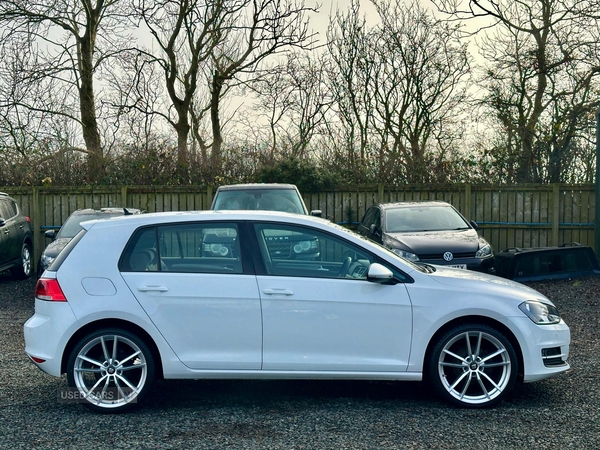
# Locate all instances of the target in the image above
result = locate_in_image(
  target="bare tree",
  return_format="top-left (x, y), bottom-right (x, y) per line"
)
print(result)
top-left (0, 0), bottom-right (130, 181)
top-left (432, 0), bottom-right (600, 183)
top-left (133, 0), bottom-right (230, 174)
top-left (326, 0), bottom-right (374, 177)
top-left (207, 0), bottom-right (319, 177)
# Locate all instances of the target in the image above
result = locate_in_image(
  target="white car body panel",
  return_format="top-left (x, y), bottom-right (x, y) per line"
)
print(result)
top-left (122, 272), bottom-right (262, 370)
top-left (257, 275), bottom-right (412, 372)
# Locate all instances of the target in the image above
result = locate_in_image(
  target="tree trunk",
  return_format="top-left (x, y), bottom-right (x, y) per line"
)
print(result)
top-left (78, 34), bottom-right (103, 183)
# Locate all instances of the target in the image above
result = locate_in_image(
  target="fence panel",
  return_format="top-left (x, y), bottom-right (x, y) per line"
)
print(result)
top-left (1, 183), bottom-right (596, 270)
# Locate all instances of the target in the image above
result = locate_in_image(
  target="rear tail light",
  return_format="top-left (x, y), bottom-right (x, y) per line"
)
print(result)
top-left (25, 216), bottom-right (31, 223)
top-left (35, 278), bottom-right (67, 302)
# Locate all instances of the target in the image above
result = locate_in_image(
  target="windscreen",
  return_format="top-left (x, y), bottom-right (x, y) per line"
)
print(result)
top-left (384, 206), bottom-right (470, 233)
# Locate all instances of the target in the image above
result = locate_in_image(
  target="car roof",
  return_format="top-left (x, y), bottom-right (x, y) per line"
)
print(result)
top-left (378, 201), bottom-right (452, 209)
top-left (215, 183), bottom-right (299, 191)
top-left (80, 210), bottom-right (327, 231)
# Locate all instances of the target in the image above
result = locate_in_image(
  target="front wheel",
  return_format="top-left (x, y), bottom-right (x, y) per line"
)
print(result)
top-left (429, 324), bottom-right (518, 408)
top-left (67, 328), bottom-right (155, 413)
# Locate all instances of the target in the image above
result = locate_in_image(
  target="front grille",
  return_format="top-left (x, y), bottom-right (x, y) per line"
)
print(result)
top-left (266, 241), bottom-right (292, 259)
top-left (542, 347), bottom-right (568, 367)
top-left (420, 252), bottom-right (474, 260)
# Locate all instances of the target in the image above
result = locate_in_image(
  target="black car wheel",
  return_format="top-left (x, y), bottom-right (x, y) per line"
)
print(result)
top-left (429, 323), bottom-right (518, 408)
top-left (67, 328), bottom-right (156, 413)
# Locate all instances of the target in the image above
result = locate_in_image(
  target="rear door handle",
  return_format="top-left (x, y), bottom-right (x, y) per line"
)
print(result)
top-left (138, 285), bottom-right (168, 292)
top-left (263, 288), bottom-right (294, 296)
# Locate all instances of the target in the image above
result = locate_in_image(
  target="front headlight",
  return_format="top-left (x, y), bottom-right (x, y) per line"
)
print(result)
top-left (519, 300), bottom-right (561, 325)
top-left (476, 238), bottom-right (493, 258)
top-left (391, 248), bottom-right (420, 262)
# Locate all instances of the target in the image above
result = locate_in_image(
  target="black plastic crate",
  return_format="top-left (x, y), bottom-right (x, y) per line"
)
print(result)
top-left (495, 243), bottom-right (600, 282)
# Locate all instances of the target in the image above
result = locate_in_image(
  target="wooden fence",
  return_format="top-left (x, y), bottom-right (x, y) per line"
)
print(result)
top-left (1, 184), bottom-right (596, 269)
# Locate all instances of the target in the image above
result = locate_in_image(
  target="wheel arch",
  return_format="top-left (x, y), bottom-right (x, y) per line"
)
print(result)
top-left (61, 318), bottom-right (164, 379)
top-left (423, 315), bottom-right (525, 381)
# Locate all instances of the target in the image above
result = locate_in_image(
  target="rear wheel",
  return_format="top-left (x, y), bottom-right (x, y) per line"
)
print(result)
top-left (67, 328), bottom-right (155, 413)
top-left (10, 241), bottom-right (32, 279)
top-left (429, 324), bottom-right (518, 408)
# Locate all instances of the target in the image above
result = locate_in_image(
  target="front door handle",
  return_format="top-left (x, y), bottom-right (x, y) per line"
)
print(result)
top-left (263, 288), bottom-right (294, 296)
top-left (138, 285), bottom-right (168, 292)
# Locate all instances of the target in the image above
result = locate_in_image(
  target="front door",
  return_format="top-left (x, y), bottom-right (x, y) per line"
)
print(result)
top-left (253, 222), bottom-right (413, 373)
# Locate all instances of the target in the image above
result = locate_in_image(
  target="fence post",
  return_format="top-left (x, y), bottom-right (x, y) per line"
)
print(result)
top-left (464, 183), bottom-right (472, 220)
top-left (31, 186), bottom-right (40, 273)
top-left (377, 183), bottom-right (384, 204)
top-left (552, 183), bottom-right (560, 246)
top-left (121, 186), bottom-right (128, 206)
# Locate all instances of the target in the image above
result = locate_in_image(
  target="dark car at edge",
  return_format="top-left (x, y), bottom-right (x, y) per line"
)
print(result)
top-left (0, 192), bottom-right (33, 279)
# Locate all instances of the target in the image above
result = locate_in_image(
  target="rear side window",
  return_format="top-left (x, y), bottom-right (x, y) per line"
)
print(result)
top-left (120, 223), bottom-right (243, 274)
top-left (0, 198), bottom-right (17, 220)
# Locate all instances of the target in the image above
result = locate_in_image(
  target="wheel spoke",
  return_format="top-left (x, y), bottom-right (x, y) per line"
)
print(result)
top-left (100, 336), bottom-right (111, 362)
top-left (481, 348), bottom-right (506, 363)
top-left (464, 332), bottom-right (473, 355)
top-left (449, 370), bottom-right (470, 391)
top-left (118, 350), bottom-right (142, 367)
top-left (77, 354), bottom-right (104, 368)
top-left (479, 370), bottom-right (503, 392)
top-left (484, 361), bottom-right (510, 368)
top-left (120, 362), bottom-right (146, 371)
top-left (74, 367), bottom-right (103, 373)
top-left (475, 332), bottom-right (482, 356)
top-left (115, 373), bottom-right (140, 394)
top-left (476, 373), bottom-right (491, 399)
top-left (439, 361), bottom-right (464, 368)
top-left (442, 348), bottom-right (467, 364)
top-left (112, 335), bottom-right (119, 362)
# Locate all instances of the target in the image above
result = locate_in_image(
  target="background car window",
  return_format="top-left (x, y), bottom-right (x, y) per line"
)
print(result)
top-left (121, 223), bottom-right (242, 274)
top-left (0, 198), bottom-right (16, 220)
top-left (254, 223), bottom-right (375, 280)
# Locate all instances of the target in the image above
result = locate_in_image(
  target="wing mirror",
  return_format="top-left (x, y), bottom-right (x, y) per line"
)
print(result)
top-left (369, 224), bottom-right (381, 237)
top-left (367, 263), bottom-right (395, 284)
top-left (310, 210), bottom-right (322, 217)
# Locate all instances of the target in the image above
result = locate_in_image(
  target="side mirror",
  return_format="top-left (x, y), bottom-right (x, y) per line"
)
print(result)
top-left (44, 229), bottom-right (56, 240)
top-left (367, 263), bottom-right (395, 284)
top-left (0, 218), bottom-right (5, 227)
top-left (369, 224), bottom-right (380, 237)
top-left (470, 220), bottom-right (479, 230)
top-left (310, 210), bottom-right (322, 217)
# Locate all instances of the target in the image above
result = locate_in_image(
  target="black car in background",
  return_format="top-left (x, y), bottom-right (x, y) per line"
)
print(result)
top-left (0, 192), bottom-right (33, 279)
top-left (38, 207), bottom-right (144, 276)
top-left (358, 201), bottom-right (495, 273)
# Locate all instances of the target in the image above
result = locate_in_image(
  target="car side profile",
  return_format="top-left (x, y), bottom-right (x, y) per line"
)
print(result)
top-left (0, 192), bottom-right (33, 279)
top-left (24, 211), bottom-right (570, 413)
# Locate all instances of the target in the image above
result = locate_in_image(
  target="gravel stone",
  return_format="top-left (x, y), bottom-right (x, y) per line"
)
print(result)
top-left (1, 271), bottom-right (599, 449)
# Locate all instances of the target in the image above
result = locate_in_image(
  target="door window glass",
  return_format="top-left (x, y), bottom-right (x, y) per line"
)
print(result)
top-left (254, 223), bottom-right (375, 280)
top-left (121, 223), bottom-right (242, 274)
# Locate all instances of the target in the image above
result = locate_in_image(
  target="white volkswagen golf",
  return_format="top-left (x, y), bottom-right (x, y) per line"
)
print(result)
top-left (24, 211), bottom-right (570, 413)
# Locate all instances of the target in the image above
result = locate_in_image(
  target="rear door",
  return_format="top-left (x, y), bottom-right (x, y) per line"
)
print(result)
top-left (120, 221), bottom-right (262, 370)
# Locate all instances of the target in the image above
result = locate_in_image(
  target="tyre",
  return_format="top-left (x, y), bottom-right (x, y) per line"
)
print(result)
top-left (66, 328), bottom-right (155, 413)
top-left (429, 323), bottom-right (518, 408)
top-left (10, 241), bottom-right (32, 279)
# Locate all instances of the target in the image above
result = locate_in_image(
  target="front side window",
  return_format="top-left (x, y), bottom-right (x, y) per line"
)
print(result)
top-left (121, 223), bottom-right (242, 274)
top-left (254, 223), bottom-right (375, 280)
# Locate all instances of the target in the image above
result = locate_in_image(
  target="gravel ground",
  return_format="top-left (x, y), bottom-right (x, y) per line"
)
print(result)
top-left (1, 271), bottom-right (599, 449)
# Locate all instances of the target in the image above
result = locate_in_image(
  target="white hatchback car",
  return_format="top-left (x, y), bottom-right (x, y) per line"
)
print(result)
top-left (24, 211), bottom-right (570, 413)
